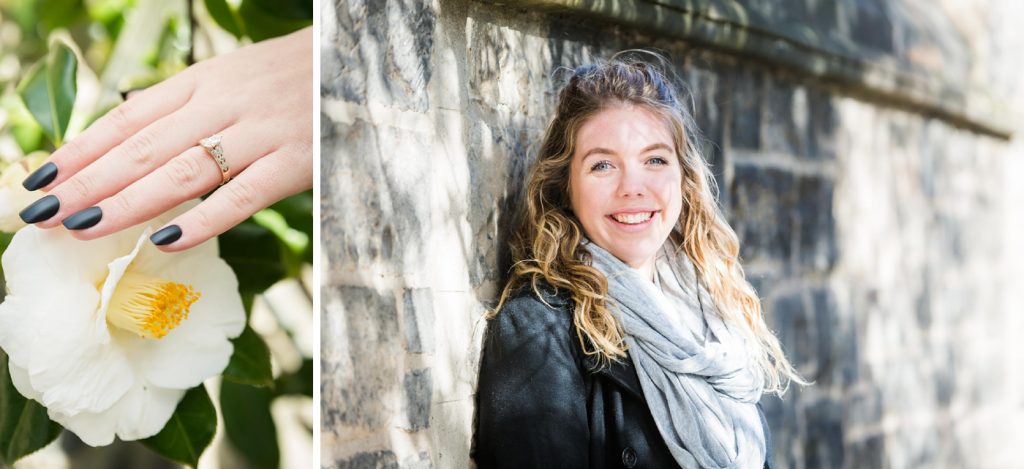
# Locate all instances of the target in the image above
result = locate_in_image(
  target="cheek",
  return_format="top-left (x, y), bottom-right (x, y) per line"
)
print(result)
top-left (571, 180), bottom-right (605, 223)
top-left (657, 173), bottom-right (684, 219)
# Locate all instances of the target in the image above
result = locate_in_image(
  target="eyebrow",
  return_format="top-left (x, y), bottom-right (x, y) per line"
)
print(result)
top-left (579, 143), bottom-right (674, 160)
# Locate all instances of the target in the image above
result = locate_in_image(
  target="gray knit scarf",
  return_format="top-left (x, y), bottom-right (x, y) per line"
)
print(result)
top-left (585, 241), bottom-right (766, 469)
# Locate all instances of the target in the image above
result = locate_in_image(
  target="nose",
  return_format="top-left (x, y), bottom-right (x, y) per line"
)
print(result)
top-left (617, 165), bottom-right (647, 198)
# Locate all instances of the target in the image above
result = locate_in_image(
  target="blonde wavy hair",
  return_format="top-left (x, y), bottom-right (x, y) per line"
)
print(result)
top-left (493, 54), bottom-right (804, 395)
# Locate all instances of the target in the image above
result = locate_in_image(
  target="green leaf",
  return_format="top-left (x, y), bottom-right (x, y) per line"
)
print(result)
top-left (221, 381), bottom-right (279, 469)
top-left (140, 385), bottom-right (216, 468)
top-left (7, 0), bottom-right (42, 33)
top-left (17, 40), bottom-right (78, 147)
top-left (252, 209), bottom-right (308, 277)
top-left (249, 0), bottom-right (312, 21)
top-left (273, 358), bottom-right (313, 398)
top-left (2, 92), bottom-right (45, 153)
top-left (0, 232), bottom-right (15, 302)
top-left (252, 209), bottom-right (309, 259)
top-left (237, 0), bottom-right (311, 42)
top-left (223, 326), bottom-right (274, 388)
top-left (85, 0), bottom-right (134, 25)
top-left (242, 293), bottom-right (256, 318)
top-left (218, 219), bottom-right (286, 296)
top-left (267, 190), bottom-right (313, 264)
top-left (40, 0), bottom-right (85, 32)
top-left (0, 351), bottom-right (63, 465)
top-left (204, 0), bottom-right (245, 39)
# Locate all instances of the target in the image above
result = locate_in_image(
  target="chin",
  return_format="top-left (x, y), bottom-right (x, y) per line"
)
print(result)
top-left (606, 247), bottom-right (657, 268)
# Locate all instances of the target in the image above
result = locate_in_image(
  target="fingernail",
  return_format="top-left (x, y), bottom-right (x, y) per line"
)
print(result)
top-left (119, 87), bottom-right (145, 101)
top-left (150, 225), bottom-right (182, 246)
top-left (22, 162), bottom-right (58, 191)
top-left (19, 195), bottom-right (60, 224)
top-left (62, 206), bottom-right (102, 230)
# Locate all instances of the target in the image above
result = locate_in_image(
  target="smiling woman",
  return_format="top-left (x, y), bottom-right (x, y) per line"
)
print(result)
top-left (473, 55), bottom-right (805, 469)
top-left (569, 105), bottom-right (683, 280)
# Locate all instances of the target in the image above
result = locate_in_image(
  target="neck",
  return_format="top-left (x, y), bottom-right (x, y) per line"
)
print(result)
top-left (634, 257), bottom-right (656, 283)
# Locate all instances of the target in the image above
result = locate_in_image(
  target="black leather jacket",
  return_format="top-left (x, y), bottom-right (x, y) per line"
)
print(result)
top-left (473, 286), bottom-right (772, 469)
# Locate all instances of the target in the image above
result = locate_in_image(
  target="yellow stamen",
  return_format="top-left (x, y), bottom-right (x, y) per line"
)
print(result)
top-left (107, 272), bottom-right (201, 339)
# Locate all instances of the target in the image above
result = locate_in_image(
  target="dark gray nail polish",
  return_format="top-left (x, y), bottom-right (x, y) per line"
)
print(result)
top-left (62, 206), bottom-right (102, 230)
top-left (119, 87), bottom-right (145, 101)
top-left (22, 162), bottom-right (57, 191)
top-left (19, 195), bottom-right (60, 224)
top-left (150, 225), bottom-right (182, 246)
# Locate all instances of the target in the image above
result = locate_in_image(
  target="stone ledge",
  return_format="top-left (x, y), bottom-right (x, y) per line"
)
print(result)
top-left (482, 0), bottom-right (1013, 139)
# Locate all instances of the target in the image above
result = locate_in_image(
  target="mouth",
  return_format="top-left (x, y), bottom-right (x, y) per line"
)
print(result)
top-left (608, 211), bottom-right (657, 225)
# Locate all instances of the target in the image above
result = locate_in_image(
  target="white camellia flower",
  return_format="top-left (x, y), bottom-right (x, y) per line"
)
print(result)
top-left (0, 151), bottom-right (48, 232)
top-left (0, 201), bottom-right (246, 446)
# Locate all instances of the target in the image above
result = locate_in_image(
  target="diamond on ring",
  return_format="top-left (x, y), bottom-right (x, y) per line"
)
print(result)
top-left (199, 134), bottom-right (230, 186)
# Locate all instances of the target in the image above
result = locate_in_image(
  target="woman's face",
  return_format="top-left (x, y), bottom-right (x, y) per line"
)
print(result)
top-left (569, 105), bottom-right (683, 277)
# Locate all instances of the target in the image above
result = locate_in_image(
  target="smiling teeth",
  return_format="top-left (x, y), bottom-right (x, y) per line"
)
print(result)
top-left (612, 212), bottom-right (653, 224)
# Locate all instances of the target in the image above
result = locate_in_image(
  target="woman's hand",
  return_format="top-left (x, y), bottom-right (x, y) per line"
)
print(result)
top-left (18, 26), bottom-right (313, 251)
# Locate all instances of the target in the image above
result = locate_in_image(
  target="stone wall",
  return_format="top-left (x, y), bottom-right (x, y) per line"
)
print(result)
top-left (320, 0), bottom-right (1024, 467)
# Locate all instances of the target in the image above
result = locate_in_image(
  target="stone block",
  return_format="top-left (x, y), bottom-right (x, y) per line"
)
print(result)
top-left (321, 0), bottom-right (367, 103)
top-left (810, 287), bottom-right (859, 388)
top-left (466, 12), bottom-right (556, 119)
top-left (806, 88), bottom-right (837, 160)
top-left (845, 434), bottom-right (885, 469)
top-left (464, 121), bottom-right (540, 287)
top-left (761, 78), bottom-right (806, 157)
top-left (321, 118), bottom-right (432, 273)
top-left (730, 164), bottom-right (836, 273)
top-left (843, 385), bottom-right (883, 430)
top-left (403, 288), bottom-right (435, 354)
top-left (321, 0), bottom-right (436, 110)
top-left (767, 290), bottom-right (816, 372)
top-left (848, 0), bottom-right (894, 53)
top-left (321, 286), bottom-right (400, 432)
top-left (366, 0), bottom-right (435, 111)
top-left (687, 63), bottom-right (728, 203)
top-left (401, 452), bottom-right (433, 469)
top-left (401, 369), bottom-right (433, 431)
top-left (727, 68), bottom-right (762, 150)
top-left (760, 393), bottom-right (799, 469)
top-left (803, 398), bottom-right (845, 469)
top-left (331, 450), bottom-right (399, 469)
top-left (932, 348), bottom-right (955, 406)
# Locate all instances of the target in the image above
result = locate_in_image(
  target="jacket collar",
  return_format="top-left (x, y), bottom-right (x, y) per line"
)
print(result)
top-left (530, 283), bottom-right (647, 400)
top-left (587, 354), bottom-right (646, 400)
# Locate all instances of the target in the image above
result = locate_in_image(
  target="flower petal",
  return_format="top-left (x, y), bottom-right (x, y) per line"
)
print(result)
top-left (26, 324), bottom-right (133, 415)
top-left (53, 382), bottom-right (183, 446)
top-left (113, 384), bottom-right (184, 441)
top-left (7, 361), bottom-right (42, 401)
top-left (95, 228), bottom-right (151, 344)
top-left (173, 263), bottom-right (246, 338)
top-left (2, 226), bottom-right (138, 295)
top-left (126, 258), bottom-right (245, 388)
top-left (0, 294), bottom-right (43, 367)
top-left (0, 281), bottom-right (132, 415)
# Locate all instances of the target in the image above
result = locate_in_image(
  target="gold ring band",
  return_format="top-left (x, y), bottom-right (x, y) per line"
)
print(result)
top-left (198, 134), bottom-right (230, 186)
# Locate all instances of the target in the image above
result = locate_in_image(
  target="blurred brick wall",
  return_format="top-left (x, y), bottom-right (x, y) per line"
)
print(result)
top-left (320, 0), bottom-right (1024, 467)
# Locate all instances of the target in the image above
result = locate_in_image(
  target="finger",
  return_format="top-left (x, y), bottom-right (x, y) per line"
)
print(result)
top-left (151, 148), bottom-right (311, 252)
top-left (26, 74), bottom-right (196, 192)
top-left (62, 123), bottom-right (271, 239)
top-left (119, 87), bottom-right (146, 101)
top-left (34, 102), bottom-right (235, 229)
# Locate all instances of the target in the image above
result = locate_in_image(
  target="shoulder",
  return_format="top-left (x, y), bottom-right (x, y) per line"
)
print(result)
top-left (488, 283), bottom-right (574, 340)
top-left (475, 285), bottom-right (591, 467)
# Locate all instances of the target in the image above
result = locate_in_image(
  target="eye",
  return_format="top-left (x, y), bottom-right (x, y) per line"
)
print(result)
top-left (647, 156), bottom-right (670, 166)
top-left (589, 160), bottom-right (613, 172)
